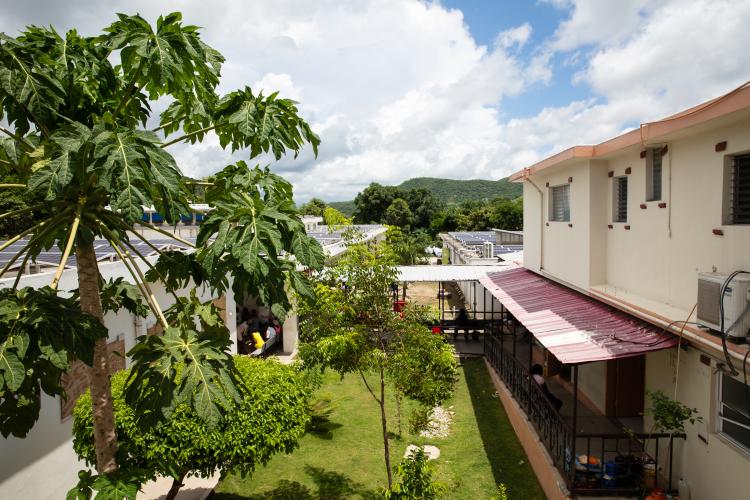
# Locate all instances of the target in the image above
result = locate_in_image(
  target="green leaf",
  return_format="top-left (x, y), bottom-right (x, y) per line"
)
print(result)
top-left (0, 348), bottom-right (25, 392)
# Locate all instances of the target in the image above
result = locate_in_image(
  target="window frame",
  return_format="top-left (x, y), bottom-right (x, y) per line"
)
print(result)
top-left (548, 183), bottom-right (571, 222)
top-left (612, 175), bottom-right (628, 223)
top-left (726, 153), bottom-right (750, 225)
top-left (646, 148), bottom-right (663, 202)
top-left (717, 372), bottom-right (750, 455)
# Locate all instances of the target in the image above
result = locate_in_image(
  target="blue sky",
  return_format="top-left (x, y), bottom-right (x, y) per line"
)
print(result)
top-left (1, 1), bottom-right (749, 201)
top-left (444, 0), bottom-right (591, 118)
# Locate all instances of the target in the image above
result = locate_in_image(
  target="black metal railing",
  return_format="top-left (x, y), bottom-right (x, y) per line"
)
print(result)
top-left (485, 332), bottom-right (572, 474)
top-left (484, 330), bottom-right (685, 497)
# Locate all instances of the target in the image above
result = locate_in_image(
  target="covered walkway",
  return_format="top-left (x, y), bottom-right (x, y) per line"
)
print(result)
top-left (479, 267), bottom-right (683, 497)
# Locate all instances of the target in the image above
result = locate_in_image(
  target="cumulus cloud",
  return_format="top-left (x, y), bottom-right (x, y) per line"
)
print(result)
top-left (1, 0), bottom-right (748, 201)
top-left (496, 23), bottom-right (533, 50)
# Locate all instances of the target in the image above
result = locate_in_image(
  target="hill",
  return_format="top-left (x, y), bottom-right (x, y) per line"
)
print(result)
top-left (396, 177), bottom-right (521, 204)
top-left (327, 200), bottom-right (357, 216)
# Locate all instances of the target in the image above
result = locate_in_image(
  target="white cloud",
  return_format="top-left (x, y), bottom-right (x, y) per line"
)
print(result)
top-left (1, 0), bottom-right (748, 201)
top-left (550, 0), bottom-right (663, 51)
top-left (496, 23), bottom-right (532, 50)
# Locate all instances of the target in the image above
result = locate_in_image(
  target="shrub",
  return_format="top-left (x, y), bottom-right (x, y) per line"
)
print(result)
top-left (72, 356), bottom-right (312, 493)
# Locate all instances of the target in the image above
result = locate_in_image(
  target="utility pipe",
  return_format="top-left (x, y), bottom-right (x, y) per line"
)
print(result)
top-left (523, 170), bottom-right (545, 271)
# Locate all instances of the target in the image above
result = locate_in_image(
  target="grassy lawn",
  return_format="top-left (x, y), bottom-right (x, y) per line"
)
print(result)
top-left (214, 357), bottom-right (544, 499)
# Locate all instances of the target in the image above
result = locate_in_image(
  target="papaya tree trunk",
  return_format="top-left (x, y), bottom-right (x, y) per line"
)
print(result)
top-left (75, 240), bottom-right (119, 473)
top-left (379, 365), bottom-right (393, 488)
top-left (165, 472), bottom-right (187, 500)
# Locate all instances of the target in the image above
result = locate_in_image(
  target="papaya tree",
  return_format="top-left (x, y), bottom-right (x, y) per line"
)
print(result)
top-left (0, 10), bottom-right (323, 483)
top-left (297, 238), bottom-right (458, 487)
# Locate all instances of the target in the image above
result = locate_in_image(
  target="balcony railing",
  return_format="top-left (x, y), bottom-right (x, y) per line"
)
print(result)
top-left (484, 330), bottom-right (685, 497)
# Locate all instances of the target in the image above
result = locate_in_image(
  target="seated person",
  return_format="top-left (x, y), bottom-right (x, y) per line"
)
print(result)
top-left (531, 364), bottom-right (562, 411)
top-left (251, 330), bottom-right (265, 350)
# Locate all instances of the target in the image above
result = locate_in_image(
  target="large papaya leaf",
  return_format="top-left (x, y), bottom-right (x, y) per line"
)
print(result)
top-left (0, 287), bottom-right (107, 438)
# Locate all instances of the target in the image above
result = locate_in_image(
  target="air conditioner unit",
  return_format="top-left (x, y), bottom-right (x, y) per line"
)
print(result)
top-left (697, 272), bottom-right (750, 341)
top-left (482, 242), bottom-right (495, 259)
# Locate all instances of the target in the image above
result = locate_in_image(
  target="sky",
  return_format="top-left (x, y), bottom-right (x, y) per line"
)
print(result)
top-left (1, 0), bottom-right (749, 201)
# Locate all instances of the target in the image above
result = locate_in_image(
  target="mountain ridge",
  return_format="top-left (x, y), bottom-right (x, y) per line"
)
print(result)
top-left (327, 177), bottom-right (521, 216)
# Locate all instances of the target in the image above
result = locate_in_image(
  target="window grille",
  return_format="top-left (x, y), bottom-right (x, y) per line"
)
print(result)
top-left (647, 148), bottom-right (662, 201)
top-left (719, 373), bottom-right (750, 452)
top-left (613, 176), bottom-right (628, 223)
top-left (549, 184), bottom-right (570, 222)
top-left (730, 154), bottom-right (750, 224)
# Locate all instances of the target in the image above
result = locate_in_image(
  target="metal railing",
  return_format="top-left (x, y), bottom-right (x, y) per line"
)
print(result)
top-left (484, 331), bottom-right (685, 497)
top-left (485, 332), bottom-right (572, 474)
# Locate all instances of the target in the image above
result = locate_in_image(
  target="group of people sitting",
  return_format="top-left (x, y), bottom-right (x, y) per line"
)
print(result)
top-left (236, 307), bottom-right (282, 354)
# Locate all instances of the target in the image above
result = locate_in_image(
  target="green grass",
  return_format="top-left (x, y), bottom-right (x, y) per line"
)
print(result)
top-left (214, 358), bottom-right (544, 499)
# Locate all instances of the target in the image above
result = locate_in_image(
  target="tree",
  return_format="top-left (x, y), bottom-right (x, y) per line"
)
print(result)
top-left (297, 240), bottom-right (458, 488)
top-left (488, 197), bottom-right (522, 231)
top-left (299, 197), bottom-right (327, 216)
top-left (403, 188), bottom-right (441, 230)
top-left (353, 182), bottom-right (399, 223)
top-left (384, 198), bottom-right (413, 228)
top-left (322, 206), bottom-right (352, 229)
top-left (0, 11), bottom-right (323, 485)
top-left (71, 356), bottom-right (312, 500)
top-left (386, 226), bottom-right (431, 266)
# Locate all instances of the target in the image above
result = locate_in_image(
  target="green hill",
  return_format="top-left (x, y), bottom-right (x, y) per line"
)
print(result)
top-left (327, 200), bottom-right (357, 216)
top-left (396, 177), bottom-right (521, 204)
top-left (324, 177), bottom-right (522, 217)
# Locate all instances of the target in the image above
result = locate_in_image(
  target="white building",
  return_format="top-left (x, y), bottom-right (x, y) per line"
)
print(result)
top-left (479, 82), bottom-right (750, 499)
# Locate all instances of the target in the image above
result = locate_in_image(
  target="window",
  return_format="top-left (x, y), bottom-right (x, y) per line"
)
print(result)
top-left (613, 176), bottom-right (628, 222)
top-left (549, 184), bottom-right (570, 222)
top-left (728, 154), bottom-right (750, 224)
top-left (718, 373), bottom-right (750, 452)
top-left (646, 148), bottom-right (663, 201)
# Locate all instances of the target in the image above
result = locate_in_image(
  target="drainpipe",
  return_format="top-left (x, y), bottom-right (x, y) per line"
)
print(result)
top-left (524, 169), bottom-right (545, 271)
top-left (667, 142), bottom-right (673, 238)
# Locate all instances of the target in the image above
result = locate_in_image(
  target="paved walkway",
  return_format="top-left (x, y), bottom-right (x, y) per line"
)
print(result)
top-left (140, 474), bottom-right (217, 500)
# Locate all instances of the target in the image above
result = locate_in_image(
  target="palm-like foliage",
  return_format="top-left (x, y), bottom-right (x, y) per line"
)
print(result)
top-left (0, 11), bottom-right (322, 478)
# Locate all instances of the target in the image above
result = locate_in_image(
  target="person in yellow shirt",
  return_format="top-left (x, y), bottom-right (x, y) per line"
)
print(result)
top-left (251, 331), bottom-right (265, 350)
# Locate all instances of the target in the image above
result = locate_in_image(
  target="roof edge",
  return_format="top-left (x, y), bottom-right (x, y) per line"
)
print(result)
top-left (510, 80), bottom-right (750, 180)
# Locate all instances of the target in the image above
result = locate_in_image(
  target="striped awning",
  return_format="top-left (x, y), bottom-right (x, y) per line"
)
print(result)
top-left (480, 268), bottom-right (679, 364)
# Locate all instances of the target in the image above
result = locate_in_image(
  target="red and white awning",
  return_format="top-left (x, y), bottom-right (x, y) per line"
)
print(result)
top-left (480, 268), bottom-right (679, 364)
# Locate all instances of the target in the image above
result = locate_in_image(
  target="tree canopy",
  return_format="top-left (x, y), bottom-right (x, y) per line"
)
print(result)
top-left (0, 11), bottom-right (322, 484)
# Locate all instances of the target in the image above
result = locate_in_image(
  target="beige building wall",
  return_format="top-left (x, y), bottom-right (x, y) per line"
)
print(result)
top-left (519, 115), bottom-right (750, 500)
top-left (604, 120), bottom-right (750, 310)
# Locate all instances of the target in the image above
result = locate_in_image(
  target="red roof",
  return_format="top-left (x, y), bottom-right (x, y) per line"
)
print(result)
top-left (479, 268), bottom-right (679, 364)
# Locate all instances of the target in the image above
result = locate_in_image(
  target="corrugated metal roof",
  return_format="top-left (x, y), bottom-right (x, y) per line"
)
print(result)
top-left (480, 268), bottom-right (679, 364)
top-left (397, 264), bottom-right (511, 282)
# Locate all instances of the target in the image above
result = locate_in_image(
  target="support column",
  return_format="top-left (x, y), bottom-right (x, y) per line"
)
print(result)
top-left (571, 364), bottom-right (579, 485)
top-left (282, 311), bottom-right (299, 354)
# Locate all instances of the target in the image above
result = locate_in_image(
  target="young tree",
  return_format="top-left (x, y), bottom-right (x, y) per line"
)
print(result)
top-left (72, 356), bottom-right (312, 500)
top-left (322, 206), bottom-right (352, 229)
top-left (386, 226), bottom-right (431, 266)
top-left (297, 240), bottom-right (457, 488)
top-left (0, 11), bottom-right (323, 481)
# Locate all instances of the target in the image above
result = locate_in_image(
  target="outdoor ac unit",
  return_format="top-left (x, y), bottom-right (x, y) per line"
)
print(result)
top-left (697, 272), bottom-right (750, 340)
top-left (483, 242), bottom-right (495, 259)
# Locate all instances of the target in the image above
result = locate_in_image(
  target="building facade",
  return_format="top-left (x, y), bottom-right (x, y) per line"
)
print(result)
top-left (484, 83), bottom-right (750, 499)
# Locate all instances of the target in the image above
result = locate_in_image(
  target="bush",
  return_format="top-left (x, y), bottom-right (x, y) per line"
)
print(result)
top-left (384, 447), bottom-right (445, 499)
top-left (72, 356), bottom-right (312, 485)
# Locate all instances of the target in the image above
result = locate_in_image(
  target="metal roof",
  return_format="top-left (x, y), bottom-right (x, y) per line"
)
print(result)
top-left (480, 268), bottom-right (679, 364)
top-left (0, 237), bottom-right (195, 272)
top-left (397, 264), bottom-right (512, 282)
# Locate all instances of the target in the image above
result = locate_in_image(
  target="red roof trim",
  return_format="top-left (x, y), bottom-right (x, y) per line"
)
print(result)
top-left (479, 268), bottom-right (678, 364)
